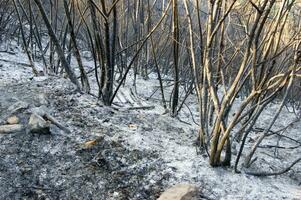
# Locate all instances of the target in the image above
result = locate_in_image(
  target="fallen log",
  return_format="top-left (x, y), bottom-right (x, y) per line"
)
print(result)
top-left (0, 124), bottom-right (24, 134)
top-left (126, 106), bottom-right (155, 110)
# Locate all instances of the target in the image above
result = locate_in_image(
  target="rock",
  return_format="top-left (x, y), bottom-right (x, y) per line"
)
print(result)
top-left (157, 184), bottom-right (199, 200)
top-left (6, 116), bottom-right (20, 125)
top-left (0, 124), bottom-right (24, 134)
top-left (0, 101), bottom-right (27, 125)
top-left (28, 113), bottom-right (50, 134)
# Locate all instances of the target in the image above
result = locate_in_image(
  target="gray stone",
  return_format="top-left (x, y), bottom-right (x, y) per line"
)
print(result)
top-left (6, 116), bottom-right (20, 125)
top-left (28, 113), bottom-right (50, 134)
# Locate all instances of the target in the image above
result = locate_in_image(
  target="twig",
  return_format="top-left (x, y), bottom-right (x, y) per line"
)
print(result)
top-left (0, 50), bottom-right (16, 55)
top-left (43, 113), bottom-right (71, 134)
top-left (245, 157), bottom-right (301, 176)
top-left (12, 185), bottom-right (63, 191)
top-left (112, 105), bottom-right (155, 111)
top-left (176, 116), bottom-right (192, 126)
top-left (126, 106), bottom-right (155, 111)
top-left (258, 144), bottom-right (301, 149)
top-left (249, 0), bottom-right (262, 13)
top-left (0, 58), bottom-right (31, 67)
top-left (183, 102), bottom-right (200, 126)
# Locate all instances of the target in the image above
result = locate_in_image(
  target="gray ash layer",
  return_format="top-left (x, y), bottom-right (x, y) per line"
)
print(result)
top-left (0, 78), bottom-right (170, 200)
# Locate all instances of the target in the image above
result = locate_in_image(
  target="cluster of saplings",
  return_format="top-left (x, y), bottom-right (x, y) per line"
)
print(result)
top-left (1, 0), bottom-right (301, 175)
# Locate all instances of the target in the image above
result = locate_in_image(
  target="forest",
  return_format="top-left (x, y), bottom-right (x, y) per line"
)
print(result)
top-left (0, 0), bottom-right (301, 199)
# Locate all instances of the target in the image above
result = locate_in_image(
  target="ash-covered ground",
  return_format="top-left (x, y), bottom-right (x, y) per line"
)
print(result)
top-left (0, 78), bottom-right (172, 200)
top-left (1, 43), bottom-right (301, 200)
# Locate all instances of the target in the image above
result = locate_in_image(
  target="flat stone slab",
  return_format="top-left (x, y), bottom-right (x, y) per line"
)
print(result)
top-left (157, 184), bottom-right (199, 200)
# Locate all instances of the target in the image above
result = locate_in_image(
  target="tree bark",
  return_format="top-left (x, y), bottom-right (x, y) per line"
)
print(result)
top-left (33, 0), bottom-right (81, 90)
